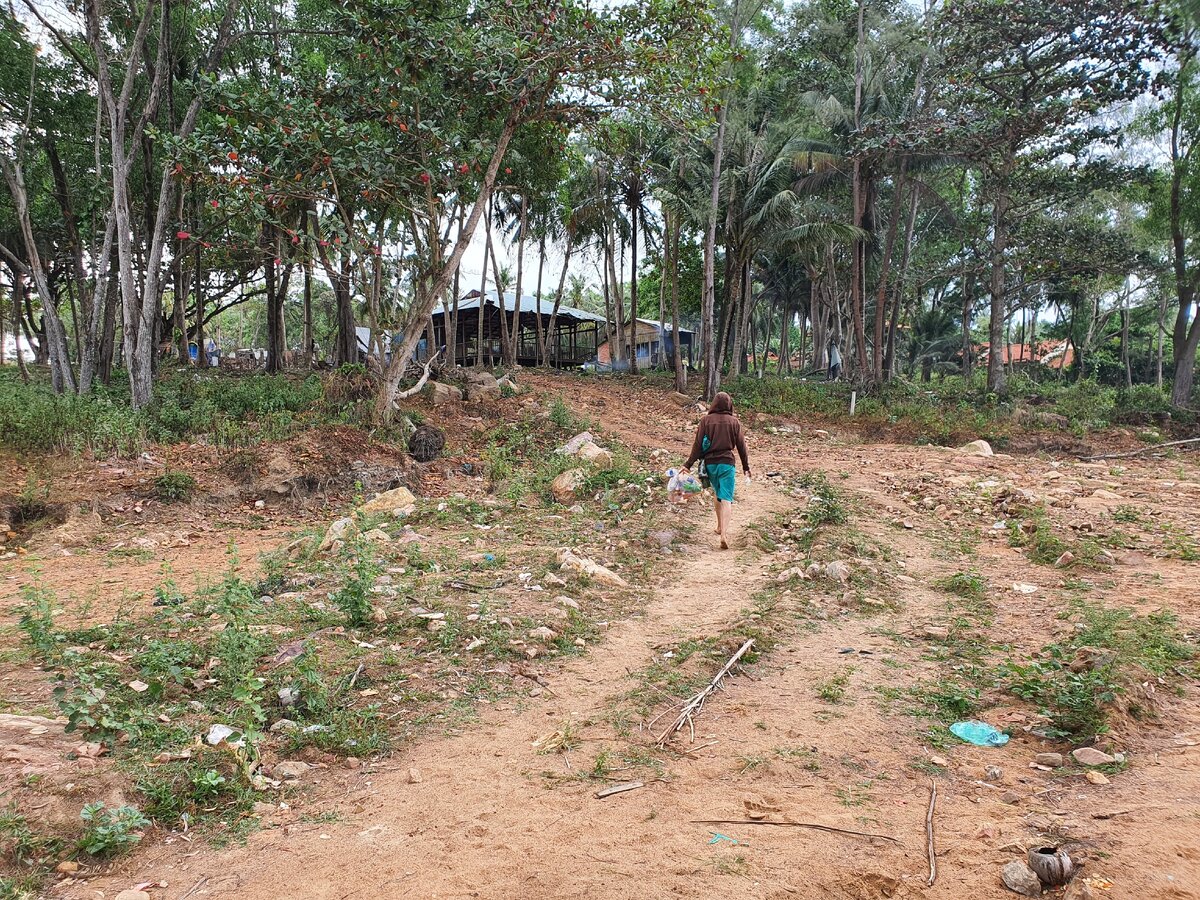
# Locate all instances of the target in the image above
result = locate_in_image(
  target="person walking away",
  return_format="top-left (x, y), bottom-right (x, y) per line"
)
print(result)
top-left (827, 342), bottom-right (842, 381)
top-left (682, 391), bottom-right (751, 550)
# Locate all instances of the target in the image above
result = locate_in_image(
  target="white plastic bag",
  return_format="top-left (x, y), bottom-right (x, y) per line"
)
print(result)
top-left (666, 467), bottom-right (702, 503)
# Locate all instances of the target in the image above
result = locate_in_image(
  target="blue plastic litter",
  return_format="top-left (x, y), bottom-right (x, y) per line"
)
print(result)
top-left (950, 720), bottom-right (1009, 747)
top-left (483, 554), bottom-right (495, 562)
top-left (708, 832), bottom-right (738, 845)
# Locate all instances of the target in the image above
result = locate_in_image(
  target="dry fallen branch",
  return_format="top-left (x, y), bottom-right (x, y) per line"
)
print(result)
top-left (690, 819), bottom-right (898, 843)
top-left (391, 349), bottom-right (441, 403)
top-left (656, 638), bottom-right (754, 746)
top-left (595, 781), bottom-right (644, 799)
top-left (1081, 437), bottom-right (1200, 461)
top-left (926, 779), bottom-right (938, 887)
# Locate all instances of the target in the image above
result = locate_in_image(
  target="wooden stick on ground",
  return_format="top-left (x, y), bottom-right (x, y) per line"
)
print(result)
top-left (926, 779), bottom-right (938, 887)
top-left (656, 638), bottom-right (754, 746)
top-left (1081, 437), bottom-right (1200, 461)
top-left (690, 819), bottom-right (898, 843)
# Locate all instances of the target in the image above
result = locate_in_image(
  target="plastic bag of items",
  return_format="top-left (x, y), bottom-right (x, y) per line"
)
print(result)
top-left (666, 467), bottom-right (703, 504)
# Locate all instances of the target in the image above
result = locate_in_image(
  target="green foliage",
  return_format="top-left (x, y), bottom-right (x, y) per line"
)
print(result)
top-left (77, 803), bottom-right (148, 857)
top-left (0, 807), bottom-right (62, 867)
top-left (330, 534), bottom-right (382, 627)
top-left (815, 668), bottom-right (852, 703)
top-left (154, 470), bottom-right (197, 502)
top-left (799, 470), bottom-right (848, 527)
top-left (1001, 600), bottom-right (1195, 739)
top-left (934, 572), bottom-right (986, 601)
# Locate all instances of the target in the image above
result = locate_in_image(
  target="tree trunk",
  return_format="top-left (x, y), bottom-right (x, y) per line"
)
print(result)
top-left (702, 102), bottom-right (730, 398)
top-left (509, 193), bottom-right (527, 367)
top-left (476, 200), bottom-right (493, 367)
top-left (628, 197), bottom-right (639, 373)
top-left (265, 224), bottom-right (285, 373)
top-left (669, 212), bottom-right (686, 392)
top-left (302, 212), bottom-right (314, 367)
top-left (9, 269), bottom-right (29, 381)
top-left (872, 172), bottom-right (907, 383)
top-left (533, 232), bottom-right (545, 366)
top-left (1169, 53), bottom-right (1200, 406)
top-left (543, 230), bottom-right (575, 365)
top-left (986, 161), bottom-right (1013, 394)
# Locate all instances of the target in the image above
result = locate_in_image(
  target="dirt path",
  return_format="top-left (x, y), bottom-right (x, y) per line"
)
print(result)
top-left (23, 379), bottom-right (1200, 899)
top-left (68, 477), bottom-right (820, 900)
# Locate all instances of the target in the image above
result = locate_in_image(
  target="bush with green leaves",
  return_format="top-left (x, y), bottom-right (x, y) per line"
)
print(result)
top-left (77, 803), bottom-right (148, 857)
top-left (330, 533), bottom-right (382, 627)
top-left (154, 469), bottom-right (197, 502)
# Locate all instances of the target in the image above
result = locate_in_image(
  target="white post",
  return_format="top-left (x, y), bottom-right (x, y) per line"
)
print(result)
top-left (850, 390), bottom-right (857, 416)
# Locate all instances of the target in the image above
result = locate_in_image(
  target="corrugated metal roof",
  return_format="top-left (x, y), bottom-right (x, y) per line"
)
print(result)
top-left (440, 290), bottom-right (608, 325)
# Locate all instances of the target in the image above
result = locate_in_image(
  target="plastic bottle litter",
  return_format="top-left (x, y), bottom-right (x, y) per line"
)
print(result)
top-left (950, 720), bottom-right (1009, 747)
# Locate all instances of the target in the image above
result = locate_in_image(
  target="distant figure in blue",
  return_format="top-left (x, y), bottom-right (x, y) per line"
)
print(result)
top-left (827, 342), bottom-right (842, 381)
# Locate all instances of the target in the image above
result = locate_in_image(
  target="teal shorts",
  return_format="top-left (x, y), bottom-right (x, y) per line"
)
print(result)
top-left (708, 463), bottom-right (737, 503)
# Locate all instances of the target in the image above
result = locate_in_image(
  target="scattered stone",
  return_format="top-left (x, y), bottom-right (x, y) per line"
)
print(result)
top-left (407, 767), bottom-right (422, 784)
top-left (1085, 770), bottom-right (1109, 785)
top-left (114, 892), bottom-right (151, 900)
top-left (55, 861), bottom-right (79, 874)
top-left (272, 760), bottom-right (311, 780)
top-left (668, 391), bottom-right (694, 407)
top-left (278, 686), bottom-right (300, 707)
top-left (528, 626), bottom-right (558, 643)
top-left (577, 441), bottom-right (613, 467)
top-left (930, 755), bottom-right (948, 767)
top-left (1012, 582), bottom-right (1039, 594)
top-left (1055, 551), bottom-right (1075, 568)
top-left (320, 516), bottom-right (357, 551)
top-left (361, 528), bottom-right (391, 543)
top-left (556, 595), bottom-right (580, 610)
top-left (465, 638), bottom-right (485, 652)
top-left (427, 381), bottom-right (463, 406)
top-left (1000, 860), bottom-right (1043, 897)
top-left (824, 560), bottom-right (851, 584)
top-left (359, 486), bottom-right (417, 516)
top-left (371, 606), bottom-right (388, 624)
top-left (985, 765), bottom-right (1004, 782)
top-left (128, 680), bottom-right (149, 693)
top-left (959, 439), bottom-right (994, 457)
top-left (1064, 879), bottom-right (1096, 900)
top-left (921, 625), bottom-right (950, 640)
top-left (1000, 791), bottom-right (1022, 805)
top-left (1091, 489), bottom-right (1121, 500)
top-left (551, 468), bottom-right (587, 502)
top-left (1035, 752), bottom-right (1063, 768)
top-left (269, 719), bottom-right (299, 734)
top-left (776, 566), bottom-right (809, 582)
top-left (1071, 747), bottom-right (1116, 767)
top-left (557, 547), bottom-right (627, 586)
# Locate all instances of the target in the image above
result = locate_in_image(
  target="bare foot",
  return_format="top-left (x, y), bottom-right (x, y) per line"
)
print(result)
top-left (720, 535), bottom-right (730, 550)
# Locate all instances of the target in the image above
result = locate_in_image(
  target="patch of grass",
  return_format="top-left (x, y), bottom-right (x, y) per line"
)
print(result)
top-left (816, 668), bottom-right (852, 704)
top-left (999, 599), bottom-right (1195, 740)
top-left (773, 746), bottom-right (820, 771)
top-left (934, 572), bottom-right (986, 601)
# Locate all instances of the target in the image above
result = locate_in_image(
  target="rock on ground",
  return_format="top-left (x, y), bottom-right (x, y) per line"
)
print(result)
top-left (959, 439), bottom-right (994, 456)
top-left (359, 486), bottom-right (417, 516)
top-left (557, 547), bottom-right (627, 586)
top-left (1071, 747), bottom-right (1116, 767)
top-left (551, 469), bottom-right (587, 502)
top-left (320, 516), bottom-right (357, 551)
top-left (427, 381), bottom-right (463, 406)
top-left (1001, 860), bottom-right (1043, 896)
